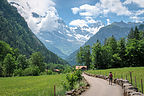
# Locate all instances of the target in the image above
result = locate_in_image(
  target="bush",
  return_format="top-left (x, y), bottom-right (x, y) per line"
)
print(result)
top-left (47, 70), bottom-right (53, 75)
top-left (74, 70), bottom-right (82, 81)
top-left (13, 69), bottom-right (23, 76)
top-left (23, 66), bottom-right (40, 76)
top-left (62, 70), bottom-right (83, 90)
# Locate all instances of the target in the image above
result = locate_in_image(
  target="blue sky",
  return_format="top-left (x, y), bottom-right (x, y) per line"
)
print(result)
top-left (8, 0), bottom-right (144, 34)
top-left (53, 0), bottom-right (144, 26)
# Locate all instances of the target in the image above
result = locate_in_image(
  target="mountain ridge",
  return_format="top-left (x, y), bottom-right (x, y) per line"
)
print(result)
top-left (66, 21), bottom-right (143, 65)
top-left (7, 0), bottom-right (104, 59)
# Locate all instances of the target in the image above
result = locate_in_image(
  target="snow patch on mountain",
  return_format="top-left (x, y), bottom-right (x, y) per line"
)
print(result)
top-left (8, 0), bottom-right (104, 58)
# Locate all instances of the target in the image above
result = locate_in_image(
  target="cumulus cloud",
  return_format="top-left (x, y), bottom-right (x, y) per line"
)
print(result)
top-left (8, 0), bottom-right (59, 34)
top-left (39, 7), bottom-right (59, 32)
top-left (107, 19), bottom-right (110, 25)
top-left (69, 19), bottom-right (88, 27)
top-left (123, 0), bottom-right (144, 8)
top-left (101, 0), bottom-right (131, 16)
top-left (69, 17), bottom-right (103, 27)
top-left (71, 7), bottom-right (80, 14)
top-left (86, 17), bottom-right (97, 23)
top-left (71, 0), bottom-right (131, 17)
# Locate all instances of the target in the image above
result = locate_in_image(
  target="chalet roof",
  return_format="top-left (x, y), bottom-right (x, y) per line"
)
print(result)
top-left (54, 69), bottom-right (60, 72)
top-left (75, 66), bottom-right (87, 69)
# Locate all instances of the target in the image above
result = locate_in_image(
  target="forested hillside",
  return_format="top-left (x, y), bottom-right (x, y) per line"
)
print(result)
top-left (0, 0), bottom-right (67, 64)
top-left (76, 27), bottom-right (144, 69)
top-left (66, 22), bottom-right (143, 65)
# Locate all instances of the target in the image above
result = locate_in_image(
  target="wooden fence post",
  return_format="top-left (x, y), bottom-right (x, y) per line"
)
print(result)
top-left (114, 73), bottom-right (115, 79)
top-left (126, 74), bottom-right (127, 80)
top-left (130, 72), bottom-right (132, 84)
top-left (141, 79), bottom-right (143, 94)
top-left (54, 85), bottom-right (56, 96)
top-left (121, 73), bottom-right (123, 79)
top-left (135, 76), bottom-right (137, 88)
top-left (51, 88), bottom-right (52, 96)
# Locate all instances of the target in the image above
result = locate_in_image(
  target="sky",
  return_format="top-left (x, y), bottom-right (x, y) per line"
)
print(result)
top-left (8, 0), bottom-right (144, 34)
top-left (53, 0), bottom-right (144, 27)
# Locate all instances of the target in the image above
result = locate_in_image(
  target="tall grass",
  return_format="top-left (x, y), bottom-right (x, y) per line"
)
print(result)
top-left (0, 74), bottom-right (66, 96)
top-left (87, 67), bottom-right (144, 93)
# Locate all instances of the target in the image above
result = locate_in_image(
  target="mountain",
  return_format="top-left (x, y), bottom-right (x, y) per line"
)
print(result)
top-left (7, 0), bottom-right (104, 59)
top-left (66, 21), bottom-right (143, 65)
top-left (0, 0), bottom-right (68, 64)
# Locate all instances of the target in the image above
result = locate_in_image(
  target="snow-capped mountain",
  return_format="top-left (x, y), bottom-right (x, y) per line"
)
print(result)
top-left (8, 0), bottom-right (104, 58)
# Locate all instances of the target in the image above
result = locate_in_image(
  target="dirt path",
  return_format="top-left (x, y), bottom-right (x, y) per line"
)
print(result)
top-left (81, 74), bottom-right (123, 96)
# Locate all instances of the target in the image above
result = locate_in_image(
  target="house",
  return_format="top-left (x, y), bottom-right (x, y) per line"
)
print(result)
top-left (75, 66), bottom-right (87, 70)
top-left (53, 69), bottom-right (60, 73)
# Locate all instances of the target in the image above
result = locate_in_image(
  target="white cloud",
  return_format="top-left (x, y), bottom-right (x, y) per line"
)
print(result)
top-left (130, 16), bottom-right (144, 23)
top-left (71, 7), bottom-right (80, 14)
top-left (40, 7), bottom-right (59, 32)
top-left (86, 17), bottom-right (97, 23)
top-left (124, 0), bottom-right (144, 8)
top-left (135, 10), bottom-right (144, 16)
top-left (107, 19), bottom-right (110, 25)
top-left (71, 0), bottom-right (131, 17)
top-left (69, 19), bottom-right (88, 27)
top-left (101, 0), bottom-right (131, 16)
top-left (45, 40), bottom-right (52, 43)
top-left (8, 0), bottom-right (60, 34)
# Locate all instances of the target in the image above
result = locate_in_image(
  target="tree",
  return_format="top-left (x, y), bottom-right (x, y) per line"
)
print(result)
top-left (91, 41), bottom-right (102, 69)
top-left (29, 52), bottom-right (45, 72)
top-left (128, 28), bottom-right (135, 40)
top-left (0, 63), bottom-right (3, 76)
top-left (16, 54), bottom-right (28, 70)
top-left (126, 39), bottom-right (140, 67)
top-left (117, 38), bottom-right (126, 67)
top-left (106, 35), bottom-right (117, 54)
top-left (128, 27), bottom-right (140, 40)
top-left (3, 53), bottom-right (16, 76)
top-left (76, 45), bottom-right (91, 69)
top-left (0, 41), bottom-right (11, 61)
top-left (134, 27), bottom-right (140, 40)
top-left (76, 47), bottom-right (84, 65)
top-left (101, 46), bottom-right (112, 69)
top-left (83, 45), bottom-right (91, 69)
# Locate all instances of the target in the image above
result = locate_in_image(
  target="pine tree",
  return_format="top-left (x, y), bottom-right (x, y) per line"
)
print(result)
top-left (117, 38), bottom-right (126, 67)
top-left (134, 26), bottom-right (140, 40)
top-left (107, 35), bottom-right (117, 54)
top-left (128, 28), bottom-right (134, 39)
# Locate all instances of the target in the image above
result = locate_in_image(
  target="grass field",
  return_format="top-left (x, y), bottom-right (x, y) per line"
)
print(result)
top-left (0, 74), bottom-right (66, 96)
top-left (86, 67), bottom-right (144, 93)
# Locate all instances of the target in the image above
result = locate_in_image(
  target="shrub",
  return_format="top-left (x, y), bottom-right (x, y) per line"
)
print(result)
top-left (47, 70), bottom-right (53, 75)
top-left (23, 66), bottom-right (40, 76)
top-left (13, 69), bottom-right (23, 76)
top-left (74, 70), bottom-right (82, 81)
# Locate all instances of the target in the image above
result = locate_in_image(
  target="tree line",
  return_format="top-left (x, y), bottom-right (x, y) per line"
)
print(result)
top-left (0, 40), bottom-right (70, 77)
top-left (76, 27), bottom-right (144, 69)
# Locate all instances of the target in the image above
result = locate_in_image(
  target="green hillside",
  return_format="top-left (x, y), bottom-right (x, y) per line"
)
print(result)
top-left (0, 0), bottom-right (67, 64)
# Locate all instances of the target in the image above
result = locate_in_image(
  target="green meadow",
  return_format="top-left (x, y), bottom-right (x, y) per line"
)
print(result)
top-left (0, 74), bottom-right (66, 96)
top-left (87, 67), bottom-right (144, 93)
